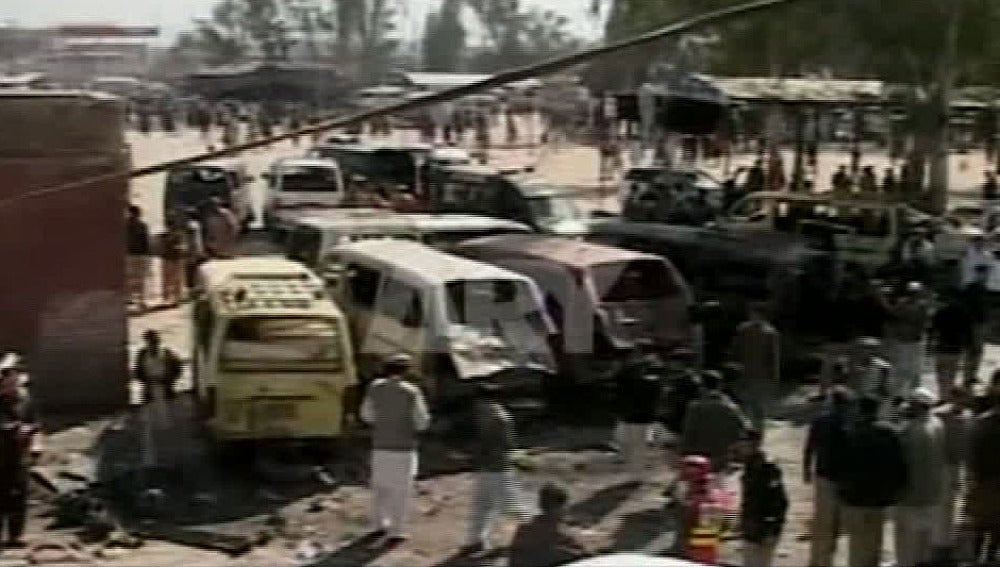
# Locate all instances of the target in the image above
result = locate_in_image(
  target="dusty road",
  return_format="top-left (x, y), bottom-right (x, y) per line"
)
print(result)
top-left (23, 126), bottom-right (1000, 567)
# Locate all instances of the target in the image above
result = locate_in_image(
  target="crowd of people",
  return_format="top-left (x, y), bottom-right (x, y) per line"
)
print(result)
top-left (124, 199), bottom-right (241, 311)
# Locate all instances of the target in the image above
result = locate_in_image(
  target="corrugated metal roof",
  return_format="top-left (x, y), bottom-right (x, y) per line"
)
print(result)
top-left (399, 71), bottom-right (540, 90)
top-left (706, 76), bottom-right (884, 103)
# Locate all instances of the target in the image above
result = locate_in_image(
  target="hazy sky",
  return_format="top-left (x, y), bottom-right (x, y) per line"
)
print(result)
top-left (2, 0), bottom-right (603, 43)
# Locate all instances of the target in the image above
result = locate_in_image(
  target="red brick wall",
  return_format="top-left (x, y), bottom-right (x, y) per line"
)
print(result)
top-left (0, 92), bottom-right (129, 416)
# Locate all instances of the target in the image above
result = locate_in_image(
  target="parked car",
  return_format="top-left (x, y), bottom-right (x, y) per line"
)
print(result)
top-left (163, 160), bottom-right (254, 230)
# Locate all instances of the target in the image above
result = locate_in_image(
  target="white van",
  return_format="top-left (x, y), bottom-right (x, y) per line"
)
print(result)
top-left (284, 209), bottom-right (533, 270)
top-left (263, 158), bottom-right (346, 234)
top-left (327, 240), bottom-right (558, 405)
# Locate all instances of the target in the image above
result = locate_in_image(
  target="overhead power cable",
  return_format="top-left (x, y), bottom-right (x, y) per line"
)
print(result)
top-left (4, 0), bottom-right (800, 209)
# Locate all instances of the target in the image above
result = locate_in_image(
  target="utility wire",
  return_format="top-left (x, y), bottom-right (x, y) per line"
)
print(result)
top-left (2, 0), bottom-right (801, 210)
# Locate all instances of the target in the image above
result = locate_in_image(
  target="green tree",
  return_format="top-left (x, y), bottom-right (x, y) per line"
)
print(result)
top-left (422, 0), bottom-right (466, 71)
top-left (596, 0), bottom-right (1000, 211)
top-left (465, 0), bottom-right (579, 71)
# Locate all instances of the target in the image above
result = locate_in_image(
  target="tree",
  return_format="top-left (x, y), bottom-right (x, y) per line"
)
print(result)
top-left (464, 0), bottom-right (580, 71)
top-left (422, 0), bottom-right (466, 71)
top-left (180, 0), bottom-right (295, 65)
top-left (595, 0), bottom-right (1000, 211)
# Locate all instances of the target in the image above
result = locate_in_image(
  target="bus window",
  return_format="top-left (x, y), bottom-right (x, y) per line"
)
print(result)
top-left (221, 317), bottom-right (341, 367)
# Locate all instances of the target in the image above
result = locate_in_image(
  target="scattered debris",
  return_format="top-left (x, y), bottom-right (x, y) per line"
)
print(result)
top-left (134, 525), bottom-right (253, 557)
top-left (293, 539), bottom-right (327, 564)
top-left (265, 513), bottom-right (288, 530)
top-left (26, 541), bottom-right (89, 565)
top-left (312, 467), bottom-right (337, 487)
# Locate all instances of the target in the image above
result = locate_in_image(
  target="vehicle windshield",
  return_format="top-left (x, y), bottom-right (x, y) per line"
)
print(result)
top-left (445, 279), bottom-right (545, 332)
top-left (279, 165), bottom-right (341, 193)
top-left (525, 193), bottom-right (583, 221)
top-left (310, 147), bottom-right (417, 185)
top-left (592, 259), bottom-right (678, 302)
top-left (167, 167), bottom-right (233, 206)
top-left (220, 317), bottom-right (341, 369)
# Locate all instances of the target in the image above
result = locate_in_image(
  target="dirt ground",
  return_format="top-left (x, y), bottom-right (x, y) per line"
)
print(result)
top-left (16, 124), bottom-right (1000, 567)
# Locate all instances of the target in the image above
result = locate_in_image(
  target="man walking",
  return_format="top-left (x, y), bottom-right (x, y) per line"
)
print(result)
top-left (462, 383), bottom-right (528, 555)
top-left (0, 393), bottom-right (35, 549)
top-left (969, 386), bottom-right (1000, 564)
top-left (681, 371), bottom-right (749, 473)
top-left (932, 386), bottom-right (973, 558)
top-left (360, 354), bottom-right (431, 545)
top-left (895, 388), bottom-right (947, 567)
top-left (932, 291), bottom-right (974, 403)
top-left (126, 205), bottom-right (151, 310)
top-left (615, 342), bottom-right (665, 482)
top-left (837, 395), bottom-right (908, 567)
top-left (739, 428), bottom-right (789, 567)
top-left (733, 304), bottom-right (781, 433)
top-left (881, 282), bottom-right (932, 394)
top-left (804, 386), bottom-right (853, 567)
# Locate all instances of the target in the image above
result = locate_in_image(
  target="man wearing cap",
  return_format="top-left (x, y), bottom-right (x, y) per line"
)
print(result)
top-left (732, 304), bottom-right (781, 433)
top-left (895, 387), bottom-right (947, 567)
top-left (880, 282), bottom-right (932, 394)
top-left (360, 354), bottom-right (431, 544)
top-left (462, 383), bottom-right (528, 555)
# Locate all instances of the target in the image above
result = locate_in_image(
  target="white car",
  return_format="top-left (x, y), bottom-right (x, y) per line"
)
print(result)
top-left (263, 158), bottom-right (345, 235)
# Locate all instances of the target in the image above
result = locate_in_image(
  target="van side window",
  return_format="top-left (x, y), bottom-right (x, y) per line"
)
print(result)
top-left (379, 277), bottom-right (424, 328)
top-left (346, 263), bottom-right (381, 307)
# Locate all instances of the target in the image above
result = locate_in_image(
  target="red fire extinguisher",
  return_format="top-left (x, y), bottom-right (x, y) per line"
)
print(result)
top-left (680, 455), bottom-right (722, 565)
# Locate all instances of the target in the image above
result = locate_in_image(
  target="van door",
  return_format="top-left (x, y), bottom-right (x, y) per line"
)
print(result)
top-left (341, 262), bottom-right (382, 366)
top-left (367, 276), bottom-right (428, 387)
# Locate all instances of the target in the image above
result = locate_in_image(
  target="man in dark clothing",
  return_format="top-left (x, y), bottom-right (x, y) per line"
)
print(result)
top-left (508, 484), bottom-right (589, 567)
top-left (963, 267), bottom-right (990, 387)
top-left (804, 386), bottom-right (853, 567)
top-left (661, 348), bottom-right (702, 438)
top-left (681, 371), bottom-right (749, 472)
top-left (832, 165), bottom-right (852, 196)
top-left (746, 159), bottom-right (766, 194)
top-left (932, 291), bottom-right (974, 403)
top-left (738, 428), bottom-right (788, 567)
top-left (0, 393), bottom-right (34, 548)
top-left (615, 343), bottom-right (665, 483)
top-left (984, 171), bottom-right (999, 202)
top-left (969, 385), bottom-right (1000, 564)
top-left (462, 383), bottom-right (528, 554)
top-left (133, 330), bottom-right (183, 404)
top-left (126, 205), bottom-right (151, 309)
top-left (838, 395), bottom-right (908, 567)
